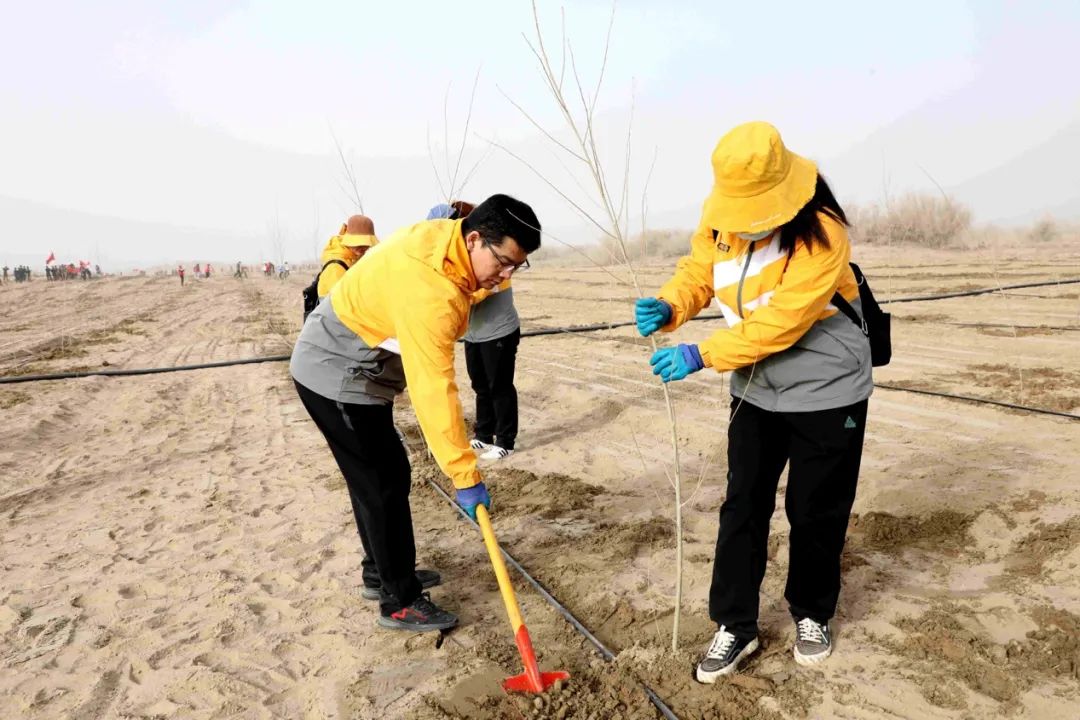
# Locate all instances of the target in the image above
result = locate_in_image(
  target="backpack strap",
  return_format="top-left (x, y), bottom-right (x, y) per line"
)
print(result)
top-left (831, 291), bottom-right (867, 336)
top-left (831, 264), bottom-right (868, 336)
top-left (320, 259), bottom-right (349, 274)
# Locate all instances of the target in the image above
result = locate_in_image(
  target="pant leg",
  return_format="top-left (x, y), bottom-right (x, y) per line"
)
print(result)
top-left (709, 398), bottom-right (791, 640)
top-left (293, 381), bottom-right (422, 614)
top-left (465, 340), bottom-right (495, 444)
top-left (782, 400), bottom-right (868, 624)
top-left (294, 383), bottom-right (377, 572)
top-left (339, 486), bottom-right (380, 588)
top-left (485, 329), bottom-right (520, 450)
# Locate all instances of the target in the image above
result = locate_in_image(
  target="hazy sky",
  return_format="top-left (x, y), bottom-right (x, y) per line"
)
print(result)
top-left (2, 1), bottom-right (1078, 267)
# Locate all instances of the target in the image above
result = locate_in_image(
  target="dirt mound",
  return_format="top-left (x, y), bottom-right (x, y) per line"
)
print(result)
top-left (0, 389), bottom-right (30, 409)
top-left (848, 510), bottom-right (975, 553)
top-left (490, 468), bottom-right (604, 519)
top-left (977, 326), bottom-right (1061, 337)
top-left (1019, 606), bottom-right (1080, 681)
top-left (952, 364), bottom-right (1080, 412)
top-left (402, 434), bottom-right (603, 521)
top-left (1006, 517), bottom-right (1080, 577)
top-left (891, 609), bottom-right (1018, 704)
top-left (884, 603), bottom-right (1080, 707)
top-left (418, 659), bottom-right (661, 720)
top-left (587, 517), bottom-right (675, 556)
top-left (534, 516), bottom-right (674, 559)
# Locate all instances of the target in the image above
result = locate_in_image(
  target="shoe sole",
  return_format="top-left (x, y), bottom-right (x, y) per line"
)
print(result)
top-left (793, 644), bottom-right (832, 666)
top-left (695, 637), bottom-right (759, 684)
top-left (376, 616), bottom-right (458, 632)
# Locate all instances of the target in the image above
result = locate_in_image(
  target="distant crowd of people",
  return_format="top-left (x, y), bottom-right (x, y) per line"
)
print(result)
top-left (175, 263), bottom-right (215, 285)
top-left (2, 265), bottom-right (34, 283)
top-left (0, 262), bottom-right (103, 284)
top-left (45, 262), bottom-right (100, 281)
top-left (174, 257), bottom-right (298, 282)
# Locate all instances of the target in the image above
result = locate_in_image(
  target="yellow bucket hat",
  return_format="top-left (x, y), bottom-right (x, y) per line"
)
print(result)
top-left (701, 121), bottom-right (817, 233)
top-left (339, 215), bottom-right (379, 248)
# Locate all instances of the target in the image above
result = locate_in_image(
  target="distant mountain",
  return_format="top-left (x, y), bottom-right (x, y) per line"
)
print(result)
top-left (948, 120), bottom-right (1080, 224)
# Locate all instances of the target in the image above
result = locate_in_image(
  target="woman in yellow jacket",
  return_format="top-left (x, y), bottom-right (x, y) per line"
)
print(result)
top-left (636, 122), bottom-right (873, 680)
top-left (316, 214), bottom-right (379, 298)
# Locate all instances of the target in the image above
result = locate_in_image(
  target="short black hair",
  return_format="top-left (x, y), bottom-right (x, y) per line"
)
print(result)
top-left (778, 174), bottom-right (848, 255)
top-left (461, 194), bottom-right (541, 253)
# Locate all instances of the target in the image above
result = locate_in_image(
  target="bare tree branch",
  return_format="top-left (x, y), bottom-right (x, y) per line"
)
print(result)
top-left (514, 0), bottom-right (687, 651)
top-left (328, 123), bottom-right (364, 214)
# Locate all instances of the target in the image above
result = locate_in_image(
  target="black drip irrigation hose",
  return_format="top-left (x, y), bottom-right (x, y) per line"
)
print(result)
top-left (0, 354), bottom-right (291, 385)
top-left (520, 276), bottom-right (1080, 337)
top-left (880, 277), bottom-right (1080, 304)
top-left (3, 277), bottom-right (1079, 422)
top-left (423, 475), bottom-right (681, 720)
top-left (2, 352), bottom-right (1078, 421)
top-left (875, 383), bottom-right (1080, 420)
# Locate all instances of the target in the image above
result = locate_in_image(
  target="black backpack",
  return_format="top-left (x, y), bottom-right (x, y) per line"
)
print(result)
top-left (302, 260), bottom-right (349, 322)
top-left (831, 262), bottom-right (891, 366)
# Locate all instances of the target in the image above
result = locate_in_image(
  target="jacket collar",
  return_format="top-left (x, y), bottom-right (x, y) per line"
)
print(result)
top-left (435, 220), bottom-right (479, 293)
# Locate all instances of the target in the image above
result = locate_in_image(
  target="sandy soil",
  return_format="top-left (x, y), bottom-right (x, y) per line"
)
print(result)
top-left (1, 240), bottom-right (1078, 719)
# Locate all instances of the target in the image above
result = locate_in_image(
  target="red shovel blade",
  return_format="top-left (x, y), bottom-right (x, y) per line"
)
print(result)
top-left (503, 670), bottom-right (571, 694)
top-left (501, 624), bottom-right (571, 694)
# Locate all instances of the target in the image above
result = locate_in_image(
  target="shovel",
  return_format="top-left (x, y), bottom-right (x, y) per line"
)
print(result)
top-left (475, 504), bottom-right (570, 693)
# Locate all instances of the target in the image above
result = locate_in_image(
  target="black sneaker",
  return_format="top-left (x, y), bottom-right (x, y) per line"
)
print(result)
top-left (361, 569), bottom-right (442, 601)
top-left (793, 617), bottom-right (832, 666)
top-left (695, 625), bottom-right (760, 683)
top-left (376, 592), bottom-right (458, 632)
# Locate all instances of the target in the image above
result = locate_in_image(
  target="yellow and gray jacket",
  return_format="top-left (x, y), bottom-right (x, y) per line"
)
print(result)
top-left (290, 219), bottom-right (482, 489)
top-left (657, 212), bottom-right (872, 412)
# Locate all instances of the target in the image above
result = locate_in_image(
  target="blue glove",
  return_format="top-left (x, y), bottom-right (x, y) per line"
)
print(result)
top-left (635, 298), bottom-right (672, 337)
top-left (650, 344), bottom-right (705, 383)
top-left (456, 482), bottom-right (491, 521)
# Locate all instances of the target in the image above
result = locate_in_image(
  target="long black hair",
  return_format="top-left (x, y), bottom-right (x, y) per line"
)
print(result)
top-left (778, 174), bottom-right (848, 255)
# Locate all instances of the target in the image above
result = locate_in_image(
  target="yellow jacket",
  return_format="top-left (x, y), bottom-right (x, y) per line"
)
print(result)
top-left (329, 220), bottom-right (481, 489)
top-left (317, 235), bottom-right (357, 297)
top-left (657, 212), bottom-right (859, 372)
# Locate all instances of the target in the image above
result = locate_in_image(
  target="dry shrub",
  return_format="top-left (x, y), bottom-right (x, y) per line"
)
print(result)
top-left (532, 229), bottom-right (692, 268)
top-left (608, 229), bottom-right (690, 261)
top-left (1028, 216), bottom-right (1058, 243)
top-left (849, 193), bottom-right (972, 248)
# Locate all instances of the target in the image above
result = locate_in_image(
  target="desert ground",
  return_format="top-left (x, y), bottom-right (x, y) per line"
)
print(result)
top-left (1, 241), bottom-right (1079, 719)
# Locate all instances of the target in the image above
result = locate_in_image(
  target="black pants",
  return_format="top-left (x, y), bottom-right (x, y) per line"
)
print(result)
top-left (293, 380), bottom-right (421, 615)
top-left (464, 329), bottom-right (520, 450)
top-left (710, 397), bottom-right (868, 640)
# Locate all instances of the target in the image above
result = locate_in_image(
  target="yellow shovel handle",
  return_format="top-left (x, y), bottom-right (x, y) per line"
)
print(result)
top-left (475, 504), bottom-right (524, 634)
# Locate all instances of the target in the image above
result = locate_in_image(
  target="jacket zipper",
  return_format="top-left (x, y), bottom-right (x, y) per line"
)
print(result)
top-left (735, 243), bottom-right (756, 319)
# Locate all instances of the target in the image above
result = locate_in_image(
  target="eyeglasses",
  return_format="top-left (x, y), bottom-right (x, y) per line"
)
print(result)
top-left (484, 239), bottom-right (530, 273)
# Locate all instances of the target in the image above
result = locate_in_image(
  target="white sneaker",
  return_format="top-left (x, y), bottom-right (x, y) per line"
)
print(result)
top-left (470, 439), bottom-right (491, 452)
top-left (479, 446), bottom-right (514, 461)
top-left (793, 618), bottom-right (832, 666)
top-left (695, 625), bottom-right (759, 683)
